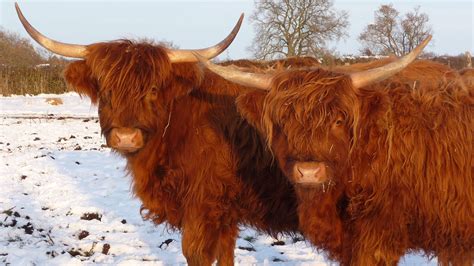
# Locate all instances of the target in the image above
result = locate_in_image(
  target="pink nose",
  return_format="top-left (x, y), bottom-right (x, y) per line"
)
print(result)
top-left (108, 128), bottom-right (144, 153)
top-left (293, 162), bottom-right (328, 185)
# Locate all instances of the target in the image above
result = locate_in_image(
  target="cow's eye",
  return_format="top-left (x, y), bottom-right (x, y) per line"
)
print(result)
top-left (148, 87), bottom-right (159, 100)
top-left (99, 90), bottom-right (111, 105)
top-left (335, 119), bottom-right (344, 126)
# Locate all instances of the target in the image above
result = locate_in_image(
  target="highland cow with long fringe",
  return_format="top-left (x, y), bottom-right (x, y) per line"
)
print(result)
top-left (200, 37), bottom-right (474, 265)
top-left (14, 4), bottom-right (321, 265)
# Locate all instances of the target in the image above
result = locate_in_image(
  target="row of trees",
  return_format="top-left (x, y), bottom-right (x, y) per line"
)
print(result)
top-left (0, 29), bottom-right (45, 67)
top-left (249, 0), bottom-right (433, 59)
top-left (0, 27), bottom-right (67, 67)
top-left (0, 28), bottom-right (68, 95)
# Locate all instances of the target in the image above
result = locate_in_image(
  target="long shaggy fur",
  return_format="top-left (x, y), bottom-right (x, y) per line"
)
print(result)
top-left (63, 40), bottom-right (322, 265)
top-left (349, 69), bottom-right (474, 265)
top-left (250, 59), bottom-right (474, 265)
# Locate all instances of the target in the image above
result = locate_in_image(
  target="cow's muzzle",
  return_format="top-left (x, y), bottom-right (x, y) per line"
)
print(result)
top-left (292, 162), bottom-right (329, 186)
top-left (107, 127), bottom-right (144, 153)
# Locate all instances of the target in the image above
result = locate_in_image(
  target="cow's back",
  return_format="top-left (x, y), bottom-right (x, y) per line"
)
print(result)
top-left (350, 76), bottom-right (474, 261)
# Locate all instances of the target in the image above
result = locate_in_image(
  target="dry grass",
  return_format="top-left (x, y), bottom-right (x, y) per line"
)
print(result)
top-left (0, 65), bottom-right (68, 96)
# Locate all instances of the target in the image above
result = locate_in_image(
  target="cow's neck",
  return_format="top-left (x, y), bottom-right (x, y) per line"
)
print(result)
top-left (200, 70), bottom-right (253, 98)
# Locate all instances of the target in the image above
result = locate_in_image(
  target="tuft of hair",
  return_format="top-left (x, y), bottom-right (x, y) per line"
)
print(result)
top-left (261, 68), bottom-right (360, 155)
top-left (86, 40), bottom-right (171, 106)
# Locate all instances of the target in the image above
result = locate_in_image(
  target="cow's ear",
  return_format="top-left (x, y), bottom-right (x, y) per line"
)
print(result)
top-left (165, 62), bottom-right (203, 100)
top-left (64, 60), bottom-right (99, 104)
top-left (236, 90), bottom-right (267, 133)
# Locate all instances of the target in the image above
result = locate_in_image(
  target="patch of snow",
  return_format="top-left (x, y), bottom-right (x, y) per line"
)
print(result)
top-left (35, 64), bottom-right (51, 68)
top-left (0, 92), bottom-right (97, 118)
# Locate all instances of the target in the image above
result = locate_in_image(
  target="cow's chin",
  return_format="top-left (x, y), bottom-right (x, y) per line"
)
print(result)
top-left (114, 146), bottom-right (142, 155)
top-left (294, 179), bottom-right (335, 191)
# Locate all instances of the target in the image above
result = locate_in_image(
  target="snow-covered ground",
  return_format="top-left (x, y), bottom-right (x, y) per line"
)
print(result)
top-left (0, 93), bottom-right (436, 265)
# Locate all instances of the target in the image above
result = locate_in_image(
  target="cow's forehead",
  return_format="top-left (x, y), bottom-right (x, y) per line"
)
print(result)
top-left (84, 41), bottom-right (174, 102)
top-left (87, 40), bottom-right (172, 80)
top-left (260, 72), bottom-right (357, 151)
top-left (264, 72), bottom-right (352, 121)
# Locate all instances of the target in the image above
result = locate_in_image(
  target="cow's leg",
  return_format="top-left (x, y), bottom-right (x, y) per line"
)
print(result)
top-left (182, 219), bottom-right (218, 266)
top-left (350, 245), bottom-right (401, 266)
top-left (181, 211), bottom-right (238, 266)
top-left (438, 250), bottom-right (473, 266)
top-left (340, 223), bottom-right (355, 266)
top-left (349, 212), bottom-right (406, 266)
top-left (215, 223), bottom-right (239, 266)
top-left (295, 187), bottom-right (345, 261)
top-left (455, 252), bottom-right (474, 266)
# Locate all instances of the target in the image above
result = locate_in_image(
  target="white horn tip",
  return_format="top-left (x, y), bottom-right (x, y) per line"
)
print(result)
top-left (418, 35), bottom-right (432, 51)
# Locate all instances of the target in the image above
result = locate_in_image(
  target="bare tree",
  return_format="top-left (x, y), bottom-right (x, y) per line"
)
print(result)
top-left (249, 0), bottom-right (349, 60)
top-left (359, 4), bottom-right (433, 56)
top-left (0, 28), bottom-right (44, 66)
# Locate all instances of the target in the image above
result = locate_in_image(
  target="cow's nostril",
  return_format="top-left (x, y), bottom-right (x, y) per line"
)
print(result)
top-left (313, 167), bottom-right (321, 175)
top-left (110, 132), bottom-right (121, 146)
top-left (297, 166), bottom-right (304, 178)
top-left (130, 131), bottom-right (139, 144)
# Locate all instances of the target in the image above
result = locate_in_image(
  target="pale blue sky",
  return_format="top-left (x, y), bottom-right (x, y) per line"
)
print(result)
top-left (0, 0), bottom-right (472, 59)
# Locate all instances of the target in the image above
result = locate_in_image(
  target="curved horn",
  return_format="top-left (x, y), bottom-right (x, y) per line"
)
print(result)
top-left (195, 53), bottom-right (274, 90)
top-left (350, 35), bottom-right (432, 89)
top-left (15, 3), bottom-right (87, 58)
top-left (167, 13), bottom-right (244, 63)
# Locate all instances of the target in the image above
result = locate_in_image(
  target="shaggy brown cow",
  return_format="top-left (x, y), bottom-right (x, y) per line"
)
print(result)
top-left (199, 38), bottom-right (474, 265)
top-left (15, 4), bottom-right (314, 265)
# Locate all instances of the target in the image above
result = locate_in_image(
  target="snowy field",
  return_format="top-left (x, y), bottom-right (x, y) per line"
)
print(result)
top-left (0, 93), bottom-right (437, 265)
